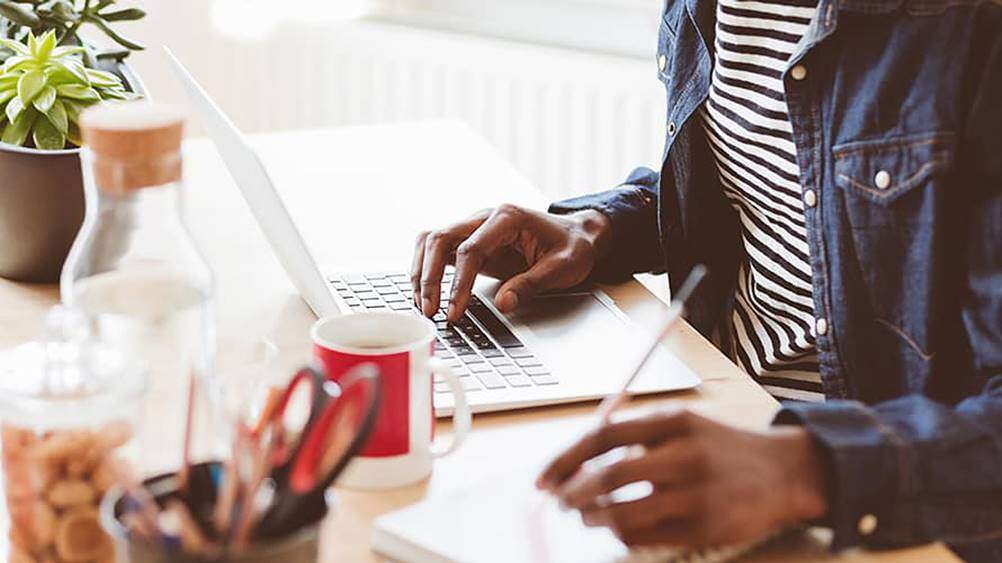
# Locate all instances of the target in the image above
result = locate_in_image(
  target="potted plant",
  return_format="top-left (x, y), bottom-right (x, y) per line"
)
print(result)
top-left (0, 0), bottom-right (146, 282)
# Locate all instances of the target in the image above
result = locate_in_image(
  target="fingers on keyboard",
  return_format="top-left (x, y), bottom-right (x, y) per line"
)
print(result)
top-left (332, 273), bottom-right (556, 392)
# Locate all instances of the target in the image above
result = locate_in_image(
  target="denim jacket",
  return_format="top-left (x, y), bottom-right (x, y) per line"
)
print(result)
top-left (550, 0), bottom-right (1002, 558)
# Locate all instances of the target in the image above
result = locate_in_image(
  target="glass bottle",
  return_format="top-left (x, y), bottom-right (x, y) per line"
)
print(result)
top-left (60, 102), bottom-right (215, 477)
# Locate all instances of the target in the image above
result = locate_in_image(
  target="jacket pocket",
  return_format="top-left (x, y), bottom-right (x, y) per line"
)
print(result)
top-left (830, 132), bottom-right (956, 377)
top-left (832, 131), bottom-right (955, 206)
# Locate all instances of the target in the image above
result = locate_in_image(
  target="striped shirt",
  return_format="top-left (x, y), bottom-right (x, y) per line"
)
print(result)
top-left (699, 0), bottom-right (824, 401)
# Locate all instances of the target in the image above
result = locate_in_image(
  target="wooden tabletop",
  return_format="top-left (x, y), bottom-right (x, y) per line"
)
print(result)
top-left (0, 121), bottom-right (954, 562)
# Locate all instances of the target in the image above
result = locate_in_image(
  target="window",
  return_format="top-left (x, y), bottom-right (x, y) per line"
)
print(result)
top-left (376, 0), bottom-right (663, 58)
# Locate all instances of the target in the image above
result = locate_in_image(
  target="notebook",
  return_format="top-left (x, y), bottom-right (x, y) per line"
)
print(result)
top-left (371, 472), bottom-right (778, 563)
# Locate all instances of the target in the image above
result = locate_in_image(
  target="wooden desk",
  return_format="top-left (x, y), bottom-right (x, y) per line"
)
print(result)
top-left (0, 121), bottom-right (953, 562)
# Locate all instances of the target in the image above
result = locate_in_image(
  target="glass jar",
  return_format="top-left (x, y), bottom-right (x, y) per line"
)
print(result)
top-left (60, 102), bottom-right (216, 476)
top-left (0, 308), bottom-right (146, 563)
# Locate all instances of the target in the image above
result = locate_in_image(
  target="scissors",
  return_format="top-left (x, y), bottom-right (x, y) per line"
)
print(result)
top-left (231, 363), bottom-right (382, 545)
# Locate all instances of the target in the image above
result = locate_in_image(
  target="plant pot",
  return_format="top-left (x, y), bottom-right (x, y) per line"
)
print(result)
top-left (0, 58), bottom-right (145, 283)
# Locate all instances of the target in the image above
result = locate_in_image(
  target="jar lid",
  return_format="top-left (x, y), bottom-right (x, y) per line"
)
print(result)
top-left (0, 308), bottom-right (146, 429)
top-left (80, 102), bottom-right (184, 161)
top-left (80, 102), bottom-right (185, 194)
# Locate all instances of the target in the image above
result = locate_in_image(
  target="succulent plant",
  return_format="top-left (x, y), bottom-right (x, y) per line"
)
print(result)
top-left (0, 0), bottom-right (146, 61)
top-left (0, 29), bottom-right (137, 149)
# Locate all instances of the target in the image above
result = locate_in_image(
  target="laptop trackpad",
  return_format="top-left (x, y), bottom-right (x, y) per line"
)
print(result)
top-left (504, 292), bottom-right (701, 393)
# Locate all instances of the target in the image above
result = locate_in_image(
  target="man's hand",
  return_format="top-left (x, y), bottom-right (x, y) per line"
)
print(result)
top-left (411, 205), bottom-right (611, 322)
top-left (536, 408), bottom-right (828, 548)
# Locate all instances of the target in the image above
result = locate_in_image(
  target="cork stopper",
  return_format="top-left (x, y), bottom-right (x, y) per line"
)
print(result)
top-left (80, 102), bottom-right (185, 194)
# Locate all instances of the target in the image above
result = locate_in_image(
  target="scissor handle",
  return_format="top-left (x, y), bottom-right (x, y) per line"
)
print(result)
top-left (251, 366), bottom-right (329, 470)
top-left (287, 364), bottom-right (382, 495)
top-left (256, 367), bottom-right (326, 429)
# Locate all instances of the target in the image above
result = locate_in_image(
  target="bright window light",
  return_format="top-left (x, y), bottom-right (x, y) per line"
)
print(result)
top-left (211, 0), bottom-right (372, 39)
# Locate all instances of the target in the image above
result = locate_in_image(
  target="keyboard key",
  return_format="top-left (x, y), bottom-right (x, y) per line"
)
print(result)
top-left (462, 379), bottom-right (482, 391)
top-left (505, 375), bottom-right (532, 387)
top-left (467, 296), bottom-right (522, 348)
top-left (370, 279), bottom-right (393, 287)
top-left (344, 274), bottom-right (366, 283)
top-left (366, 304), bottom-right (387, 310)
top-left (505, 347), bottom-right (532, 358)
top-left (365, 273), bottom-right (387, 280)
top-left (487, 357), bottom-right (511, 367)
top-left (472, 332), bottom-right (496, 346)
top-left (479, 348), bottom-right (503, 358)
top-left (468, 363), bottom-right (493, 373)
top-left (389, 302), bottom-right (411, 311)
top-left (384, 295), bottom-right (406, 303)
top-left (496, 365), bottom-right (520, 376)
top-left (476, 372), bottom-right (507, 390)
top-left (460, 355), bottom-right (484, 365)
top-left (388, 273), bottom-right (410, 282)
top-left (531, 375), bottom-right (559, 385)
top-left (433, 312), bottom-right (447, 322)
top-left (524, 367), bottom-right (550, 377)
top-left (515, 357), bottom-right (543, 368)
top-left (376, 287), bottom-right (398, 295)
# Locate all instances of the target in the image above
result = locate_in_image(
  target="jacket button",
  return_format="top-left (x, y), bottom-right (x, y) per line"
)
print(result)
top-left (858, 514), bottom-right (878, 536)
top-left (667, 121), bottom-right (677, 136)
top-left (815, 317), bottom-right (829, 336)
top-left (874, 170), bottom-right (891, 189)
top-left (803, 189), bottom-right (817, 207)
top-left (791, 64), bottom-right (807, 81)
top-left (658, 55), bottom-right (667, 72)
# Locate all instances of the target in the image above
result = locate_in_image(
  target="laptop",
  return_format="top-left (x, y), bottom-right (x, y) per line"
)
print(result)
top-left (165, 48), bottom-right (701, 416)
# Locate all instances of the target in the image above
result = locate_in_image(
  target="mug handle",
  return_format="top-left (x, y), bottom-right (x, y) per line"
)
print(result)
top-left (428, 358), bottom-right (471, 458)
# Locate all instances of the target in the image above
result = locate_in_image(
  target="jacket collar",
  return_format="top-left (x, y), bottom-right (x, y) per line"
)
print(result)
top-left (684, 0), bottom-right (905, 75)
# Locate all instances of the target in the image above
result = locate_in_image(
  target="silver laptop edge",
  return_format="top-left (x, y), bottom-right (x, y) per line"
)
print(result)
top-left (165, 47), bottom-right (339, 318)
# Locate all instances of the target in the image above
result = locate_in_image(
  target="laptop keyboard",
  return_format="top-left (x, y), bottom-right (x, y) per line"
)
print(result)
top-left (329, 271), bottom-right (557, 393)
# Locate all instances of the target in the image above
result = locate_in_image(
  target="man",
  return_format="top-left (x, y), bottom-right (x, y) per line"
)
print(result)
top-left (410, 0), bottom-right (1001, 559)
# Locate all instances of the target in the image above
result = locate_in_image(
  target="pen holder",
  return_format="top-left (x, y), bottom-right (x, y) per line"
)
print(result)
top-left (100, 462), bottom-right (330, 563)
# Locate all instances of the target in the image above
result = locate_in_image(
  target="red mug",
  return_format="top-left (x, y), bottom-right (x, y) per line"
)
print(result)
top-left (311, 312), bottom-right (471, 489)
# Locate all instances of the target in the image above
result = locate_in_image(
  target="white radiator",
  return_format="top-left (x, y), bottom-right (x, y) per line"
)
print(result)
top-left (135, 12), bottom-right (668, 199)
top-left (322, 24), bottom-right (667, 198)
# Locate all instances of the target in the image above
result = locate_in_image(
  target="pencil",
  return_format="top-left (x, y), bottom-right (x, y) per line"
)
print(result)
top-left (594, 265), bottom-right (708, 423)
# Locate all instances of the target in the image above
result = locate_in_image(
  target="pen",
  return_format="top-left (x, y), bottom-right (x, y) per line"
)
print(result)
top-left (594, 265), bottom-right (708, 424)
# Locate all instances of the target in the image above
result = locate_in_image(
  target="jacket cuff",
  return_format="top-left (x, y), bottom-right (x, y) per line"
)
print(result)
top-left (549, 186), bottom-right (660, 281)
top-left (774, 401), bottom-right (905, 550)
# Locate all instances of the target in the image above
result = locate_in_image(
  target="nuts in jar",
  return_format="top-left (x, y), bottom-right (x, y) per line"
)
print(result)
top-left (3, 423), bottom-right (134, 563)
